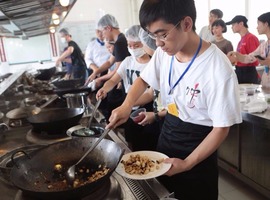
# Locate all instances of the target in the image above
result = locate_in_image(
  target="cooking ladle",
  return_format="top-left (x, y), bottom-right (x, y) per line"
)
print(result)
top-left (65, 99), bottom-right (102, 137)
top-left (66, 128), bottom-right (111, 184)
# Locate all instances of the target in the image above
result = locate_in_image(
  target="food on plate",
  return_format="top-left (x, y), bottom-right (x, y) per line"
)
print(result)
top-left (34, 165), bottom-right (110, 190)
top-left (120, 154), bottom-right (164, 175)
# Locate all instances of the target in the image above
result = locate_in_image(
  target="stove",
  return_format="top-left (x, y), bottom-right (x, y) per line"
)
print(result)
top-left (0, 123), bottom-right (173, 200)
top-left (0, 77), bottom-right (173, 199)
top-left (14, 175), bottom-right (123, 200)
top-left (26, 129), bottom-right (71, 145)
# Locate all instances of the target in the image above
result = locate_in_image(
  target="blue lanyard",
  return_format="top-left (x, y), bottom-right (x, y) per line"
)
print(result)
top-left (168, 37), bottom-right (202, 95)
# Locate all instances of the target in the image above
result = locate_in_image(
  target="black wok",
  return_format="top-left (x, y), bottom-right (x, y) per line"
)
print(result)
top-left (27, 108), bottom-right (84, 134)
top-left (52, 78), bottom-right (92, 97)
top-left (35, 67), bottom-right (56, 81)
top-left (10, 137), bottom-right (124, 199)
top-left (52, 78), bottom-right (84, 89)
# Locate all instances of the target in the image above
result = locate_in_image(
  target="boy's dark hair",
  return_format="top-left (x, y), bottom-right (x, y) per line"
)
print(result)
top-left (210, 9), bottom-right (223, 19)
top-left (212, 19), bottom-right (227, 33)
top-left (258, 12), bottom-right (270, 26)
top-left (139, 0), bottom-right (197, 32)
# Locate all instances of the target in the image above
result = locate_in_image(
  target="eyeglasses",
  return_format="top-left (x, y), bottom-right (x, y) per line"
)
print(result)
top-left (148, 20), bottom-right (181, 41)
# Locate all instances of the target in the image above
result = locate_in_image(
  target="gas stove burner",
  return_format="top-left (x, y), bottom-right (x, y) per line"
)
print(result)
top-left (14, 174), bottom-right (123, 200)
top-left (8, 118), bottom-right (29, 127)
top-left (26, 129), bottom-right (71, 145)
top-left (0, 145), bottom-right (45, 184)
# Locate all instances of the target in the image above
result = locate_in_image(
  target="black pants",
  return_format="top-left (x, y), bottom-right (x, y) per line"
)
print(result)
top-left (235, 66), bottom-right (259, 84)
top-left (73, 65), bottom-right (87, 83)
top-left (157, 113), bottom-right (218, 200)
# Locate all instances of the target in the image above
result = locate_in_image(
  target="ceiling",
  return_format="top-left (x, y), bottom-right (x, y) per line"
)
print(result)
top-left (0, 0), bottom-right (76, 38)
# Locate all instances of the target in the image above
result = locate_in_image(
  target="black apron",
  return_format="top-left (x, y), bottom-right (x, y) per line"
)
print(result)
top-left (157, 113), bottom-right (218, 200)
top-left (123, 102), bottom-right (160, 151)
top-left (235, 66), bottom-right (259, 84)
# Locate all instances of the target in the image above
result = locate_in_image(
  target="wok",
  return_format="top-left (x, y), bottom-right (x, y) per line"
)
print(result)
top-left (52, 78), bottom-right (92, 97)
top-left (52, 78), bottom-right (84, 89)
top-left (10, 137), bottom-right (124, 199)
top-left (27, 108), bottom-right (84, 134)
top-left (35, 67), bottom-right (56, 81)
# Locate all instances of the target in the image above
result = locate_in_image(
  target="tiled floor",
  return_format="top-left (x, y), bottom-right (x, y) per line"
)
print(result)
top-left (218, 169), bottom-right (269, 200)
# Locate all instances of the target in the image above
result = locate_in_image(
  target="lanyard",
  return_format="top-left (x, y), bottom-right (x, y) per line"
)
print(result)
top-left (168, 37), bottom-right (202, 95)
top-left (96, 38), bottom-right (104, 46)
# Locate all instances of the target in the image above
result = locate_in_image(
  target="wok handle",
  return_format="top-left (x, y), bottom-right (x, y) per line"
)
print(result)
top-left (11, 150), bottom-right (31, 169)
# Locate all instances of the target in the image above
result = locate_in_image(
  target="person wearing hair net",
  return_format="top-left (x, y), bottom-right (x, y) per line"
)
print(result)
top-left (96, 25), bottom-right (160, 151)
top-left (84, 27), bottom-right (111, 78)
top-left (138, 28), bottom-right (157, 56)
top-left (137, 28), bottom-right (167, 132)
top-left (56, 28), bottom-right (87, 82)
top-left (86, 14), bottom-right (130, 120)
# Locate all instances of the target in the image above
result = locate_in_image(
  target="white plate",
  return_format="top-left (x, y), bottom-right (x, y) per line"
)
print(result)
top-left (115, 151), bottom-right (171, 180)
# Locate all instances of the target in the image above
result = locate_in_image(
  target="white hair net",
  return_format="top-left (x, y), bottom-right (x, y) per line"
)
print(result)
top-left (59, 28), bottom-right (70, 36)
top-left (125, 25), bottom-right (141, 42)
top-left (138, 28), bottom-right (157, 50)
top-left (97, 14), bottom-right (119, 29)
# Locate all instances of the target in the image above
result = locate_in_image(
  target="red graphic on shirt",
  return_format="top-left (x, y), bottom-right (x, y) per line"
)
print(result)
top-left (186, 83), bottom-right (200, 108)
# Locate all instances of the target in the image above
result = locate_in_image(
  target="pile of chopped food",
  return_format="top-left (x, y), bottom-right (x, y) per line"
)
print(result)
top-left (120, 154), bottom-right (164, 175)
top-left (34, 164), bottom-right (110, 190)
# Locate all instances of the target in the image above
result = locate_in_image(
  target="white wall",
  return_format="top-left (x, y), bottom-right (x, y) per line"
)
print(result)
top-left (63, 0), bottom-right (135, 30)
top-left (3, 35), bottom-right (51, 65)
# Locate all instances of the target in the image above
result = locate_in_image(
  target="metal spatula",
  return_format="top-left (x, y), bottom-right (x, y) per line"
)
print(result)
top-left (87, 99), bottom-right (101, 128)
top-left (65, 128), bottom-right (110, 184)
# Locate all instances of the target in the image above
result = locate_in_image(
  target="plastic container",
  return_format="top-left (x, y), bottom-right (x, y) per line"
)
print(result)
top-left (245, 87), bottom-right (256, 95)
top-left (130, 108), bottom-right (146, 123)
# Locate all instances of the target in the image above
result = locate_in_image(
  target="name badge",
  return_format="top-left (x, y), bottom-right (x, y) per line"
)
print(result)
top-left (166, 95), bottom-right (178, 117)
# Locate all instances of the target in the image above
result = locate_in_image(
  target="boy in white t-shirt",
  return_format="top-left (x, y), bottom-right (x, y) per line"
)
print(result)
top-left (106, 0), bottom-right (242, 199)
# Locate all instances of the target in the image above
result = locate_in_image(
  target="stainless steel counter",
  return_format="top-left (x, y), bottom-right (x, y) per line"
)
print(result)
top-left (0, 71), bottom-right (25, 95)
top-left (218, 87), bottom-right (270, 199)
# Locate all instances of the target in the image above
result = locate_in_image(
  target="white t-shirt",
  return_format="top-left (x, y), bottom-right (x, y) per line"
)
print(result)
top-left (199, 26), bottom-right (215, 43)
top-left (140, 45), bottom-right (242, 127)
top-left (117, 56), bottom-right (148, 93)
top-left (84, 39), bottom-right (111, 68)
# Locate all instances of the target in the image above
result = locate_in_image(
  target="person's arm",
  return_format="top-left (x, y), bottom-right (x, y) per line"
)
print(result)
top-left (89, 55), bottom-right (115, 80)
top-left (96, 73), bottom-right (122, 100)
top-left (138, 109), bottom-right (167, 126)
top-left (89, 63), bottom-right (99, 72)
top-left (106, 77), bottom-right (149, 129)
top-left (56, 46), bottom-right (74, 66)
top-left (84, 43), bottom-right (94, 68)
top-left (257, 57), bottom-right (270, 66)
top-left (164, 127), bottom-right (229, 176)
top-left (134, 88), bottom-right (154, 106)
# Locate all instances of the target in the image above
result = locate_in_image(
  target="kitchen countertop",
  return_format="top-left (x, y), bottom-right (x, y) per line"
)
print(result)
top-left (0, 71), bottom-right (25, 96)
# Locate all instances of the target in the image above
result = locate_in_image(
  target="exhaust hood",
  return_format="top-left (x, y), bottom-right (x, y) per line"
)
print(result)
top-left (0, 0), bottom-right (76, 38)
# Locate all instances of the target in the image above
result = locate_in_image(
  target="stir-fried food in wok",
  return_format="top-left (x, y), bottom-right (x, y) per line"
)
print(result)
top-left (120, 154), bottom-right (164, 175)
top-left (34, 163), bottom-right (110, 190)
